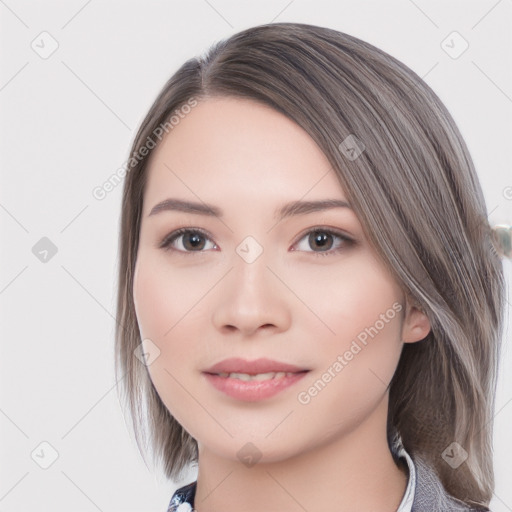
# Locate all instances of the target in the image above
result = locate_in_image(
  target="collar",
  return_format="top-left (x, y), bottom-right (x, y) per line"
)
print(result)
top-left (393, 431), bottom-right (416, 512)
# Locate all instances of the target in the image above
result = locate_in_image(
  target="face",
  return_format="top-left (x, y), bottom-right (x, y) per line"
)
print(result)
top-left (133, 96), bottom-right (429, 463)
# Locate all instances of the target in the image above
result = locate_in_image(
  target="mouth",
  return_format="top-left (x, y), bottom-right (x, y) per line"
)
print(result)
top-left (211, 370), bottom-right (308, 381)
top-left (202, 358), bottom-right (310, 401)
top-left (203, 357), bottom-right (309, 375)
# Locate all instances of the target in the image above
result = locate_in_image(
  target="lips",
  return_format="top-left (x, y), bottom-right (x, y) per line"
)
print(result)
top-left (203, 357), bottom-right (308, 375)
top-left (202, 357), bottom-right (310, 401)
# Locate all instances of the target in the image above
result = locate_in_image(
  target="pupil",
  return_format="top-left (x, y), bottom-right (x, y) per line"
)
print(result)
top-left (310, 231), bottom-right (332, 251)
top-left (185, 233), bottom-right (205, 250)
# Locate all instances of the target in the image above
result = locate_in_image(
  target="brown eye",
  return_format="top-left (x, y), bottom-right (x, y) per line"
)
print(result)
top-left (308, 231), bottom-right (334, 251)
top-left (160, 228), bottom-right (217, 253)
top-left (293, 228), bottom-right (354, 257)
top-left (181, 232), bottom-right (207, 251)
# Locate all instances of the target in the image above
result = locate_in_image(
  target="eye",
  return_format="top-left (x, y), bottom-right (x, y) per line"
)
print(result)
top-left (292, 228), bottom-right (354, 257)
top-left (159, 227), bottom-right (355, 256)
top-left (159, 228), bottom-right (217, 254)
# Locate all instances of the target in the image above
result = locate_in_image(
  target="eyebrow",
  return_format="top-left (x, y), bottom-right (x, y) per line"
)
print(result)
top-left (148, 198), bottom-right (353, 222)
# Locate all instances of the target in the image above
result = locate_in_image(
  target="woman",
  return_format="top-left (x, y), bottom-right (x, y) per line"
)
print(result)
top-left (114, 22), bottom-right (508, 511)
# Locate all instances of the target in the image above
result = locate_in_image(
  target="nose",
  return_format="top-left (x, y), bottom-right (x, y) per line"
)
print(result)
top-left (211, 252), bottom-right (292, 338)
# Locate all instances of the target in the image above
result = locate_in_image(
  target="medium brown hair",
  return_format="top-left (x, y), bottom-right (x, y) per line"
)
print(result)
top-left (114, 22), bottom-right (506, 508)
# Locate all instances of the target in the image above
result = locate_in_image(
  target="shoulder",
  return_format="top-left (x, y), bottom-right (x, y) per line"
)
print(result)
top-left (412, 455), bottom-right (491, 512)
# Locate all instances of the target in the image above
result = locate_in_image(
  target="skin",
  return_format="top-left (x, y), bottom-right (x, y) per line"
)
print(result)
top-left (133, 96), bottom-right (431, 512)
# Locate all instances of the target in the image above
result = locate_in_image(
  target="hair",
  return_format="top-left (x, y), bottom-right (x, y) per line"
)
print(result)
top-left (114, 22), bottom-right (506, 508)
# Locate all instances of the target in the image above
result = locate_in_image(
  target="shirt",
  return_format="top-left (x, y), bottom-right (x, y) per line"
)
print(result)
top-left (166, 433), bottom-right (490, 512)
top-left (395, 436), bottom-right (416, 512)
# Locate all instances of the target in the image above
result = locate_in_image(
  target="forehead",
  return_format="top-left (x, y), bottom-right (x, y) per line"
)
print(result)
top-left (142, 97), bottom-right (347, 214)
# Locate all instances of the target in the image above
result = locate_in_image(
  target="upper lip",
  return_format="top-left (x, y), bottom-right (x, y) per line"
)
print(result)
top-left (203, 357), bottom-right (309, 375)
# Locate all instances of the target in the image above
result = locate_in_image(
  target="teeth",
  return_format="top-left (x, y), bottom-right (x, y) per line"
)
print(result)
top-left (217, 371), bottom-right (293, 381)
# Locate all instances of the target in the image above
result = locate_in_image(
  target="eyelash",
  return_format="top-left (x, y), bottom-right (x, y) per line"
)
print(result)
top-left (158, 226), bottom-right (355, 258)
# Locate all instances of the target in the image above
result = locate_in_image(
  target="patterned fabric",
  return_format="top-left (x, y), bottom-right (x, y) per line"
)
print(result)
top-left (411, 456), bottom-right (490, 511)
top-left (166, 481), bottom-right (196, 512)
top-left (166, 433), bottom-right (491, 512)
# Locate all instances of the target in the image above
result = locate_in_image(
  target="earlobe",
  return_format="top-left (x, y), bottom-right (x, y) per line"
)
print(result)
top-left (401, 300), bottom-right (431, 344)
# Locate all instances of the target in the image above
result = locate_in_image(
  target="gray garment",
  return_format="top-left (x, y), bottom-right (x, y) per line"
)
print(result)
top-left (411, 455), bottom-right (490, 512)
top-left (389, 430), bottom-right (491, 512)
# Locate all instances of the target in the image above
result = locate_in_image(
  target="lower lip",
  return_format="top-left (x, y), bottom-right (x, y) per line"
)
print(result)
top-left (203, 371), bottom-right (309, 401)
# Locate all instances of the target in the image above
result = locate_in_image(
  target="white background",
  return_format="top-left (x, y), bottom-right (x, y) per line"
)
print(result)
top-left (0, 1), bottom-right (511, 511)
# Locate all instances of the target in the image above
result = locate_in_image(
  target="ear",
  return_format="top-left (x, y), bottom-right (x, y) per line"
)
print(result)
top-left (401, 295), bottom-right (431, 344)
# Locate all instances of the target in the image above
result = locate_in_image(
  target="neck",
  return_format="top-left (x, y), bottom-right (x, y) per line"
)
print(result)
top-left (193, 396), bottom-right (408, 512)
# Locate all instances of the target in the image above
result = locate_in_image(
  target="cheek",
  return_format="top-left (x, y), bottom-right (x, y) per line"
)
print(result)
top-left (133, 252), bottom-right (218, 381)
top-left (292, 256), bottom-right (405, 400)
top-left (296, 305), bottom-right (404, 434)
top-left (133, 258), bottom-right (172, 341)
top-left (132, 255), bottom-right (205, 426)
top-left (133, 252), bottom-right (201, 341)
top-left (289, 255), bottom-right (402, 341)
